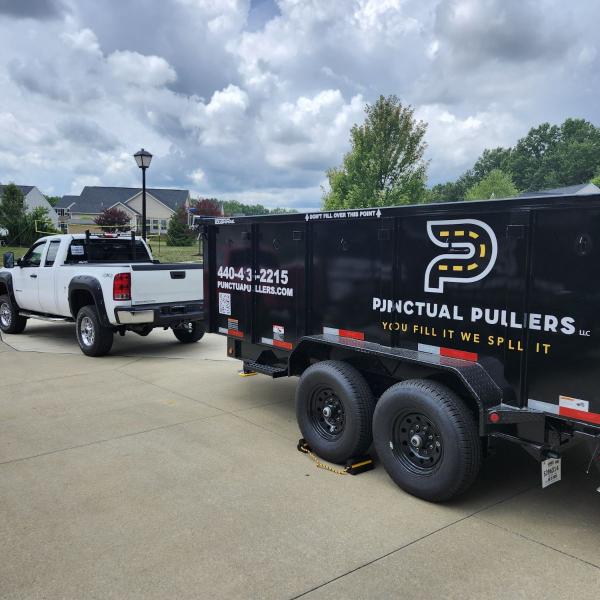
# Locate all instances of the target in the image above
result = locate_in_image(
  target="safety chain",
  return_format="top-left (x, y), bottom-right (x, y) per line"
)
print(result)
top-left (298, 441), bottom-right (349, 475)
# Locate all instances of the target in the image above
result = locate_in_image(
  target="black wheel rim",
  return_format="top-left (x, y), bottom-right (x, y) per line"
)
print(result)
top-left (309, 386), bottom-right (345, 441)
top-left (391, 412), bottom-right (443, 473)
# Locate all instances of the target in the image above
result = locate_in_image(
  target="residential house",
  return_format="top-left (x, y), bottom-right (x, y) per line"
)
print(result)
top-left (0, 184), bottom-right (59, 229)
top-left (56, 186), bottom-right (191, 234)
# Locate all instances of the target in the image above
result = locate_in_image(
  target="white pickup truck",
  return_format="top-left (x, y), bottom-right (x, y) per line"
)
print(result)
top-left (0, 233), bottom-right (204, 356)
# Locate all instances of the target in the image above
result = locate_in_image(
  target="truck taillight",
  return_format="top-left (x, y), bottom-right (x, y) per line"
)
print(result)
top-left (113, 273), bottom-right (131, 301)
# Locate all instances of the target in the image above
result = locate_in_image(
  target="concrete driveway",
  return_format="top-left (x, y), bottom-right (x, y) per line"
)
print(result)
top-left (1, 323), bottom-right (599, 599)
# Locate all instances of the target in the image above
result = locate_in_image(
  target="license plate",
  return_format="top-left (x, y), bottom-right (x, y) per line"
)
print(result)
top-left (541, 457), bottom-right (561, 488)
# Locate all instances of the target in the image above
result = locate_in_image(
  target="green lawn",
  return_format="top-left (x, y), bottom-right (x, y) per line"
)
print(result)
top-left (2, 243), bottom-right (202, 264)
top-left (1, 245), bottom-right (27, 259)
top-left (149, 242), bottom-right (203, 264)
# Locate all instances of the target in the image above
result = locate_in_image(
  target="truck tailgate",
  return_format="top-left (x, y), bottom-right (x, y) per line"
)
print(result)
top-left (130, 264), bottom-right (203, 304)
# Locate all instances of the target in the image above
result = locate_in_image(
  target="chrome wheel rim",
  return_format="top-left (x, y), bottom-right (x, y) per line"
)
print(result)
top-left (0, 302), bottom-right (11, 328)
top-left (80, 316), bottom-right (95, 347)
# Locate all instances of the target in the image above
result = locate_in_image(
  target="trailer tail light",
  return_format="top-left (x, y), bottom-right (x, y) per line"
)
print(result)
top-left (113, 272), bottom-right (131, 301)
top-left (488, 411), bottom-right (501, 424)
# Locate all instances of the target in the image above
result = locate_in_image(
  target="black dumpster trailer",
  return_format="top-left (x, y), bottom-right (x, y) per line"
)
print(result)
top-left (202, 193), bottom-right (600, 501)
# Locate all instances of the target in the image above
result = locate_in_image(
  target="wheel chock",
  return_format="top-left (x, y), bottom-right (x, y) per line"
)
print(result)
top-left (238, 370), bottom-right (257, 377)
top-left (345, 456), bottom-right (375, 475)
top-left (297, 439), bottom-right (374, 476)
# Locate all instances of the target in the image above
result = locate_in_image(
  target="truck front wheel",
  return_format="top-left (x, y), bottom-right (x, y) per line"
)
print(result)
top-left (373, 380), bottom-right (481, 502)
top-left (0, 295), bottom-right (27, 334)
top-left (172, 321), bottom-right (205, 343)
top-left (76, 305), bottom-right (114, 357)
top-left (296, 361), bottom-right (375, 464)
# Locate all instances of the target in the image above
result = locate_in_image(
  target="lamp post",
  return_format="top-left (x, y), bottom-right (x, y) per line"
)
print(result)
top-left (133, 148), bottom-right (153, 239)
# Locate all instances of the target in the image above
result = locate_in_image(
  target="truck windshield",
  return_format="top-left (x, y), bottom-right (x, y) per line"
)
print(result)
top-left (66, 239), bottom-right (151, 263)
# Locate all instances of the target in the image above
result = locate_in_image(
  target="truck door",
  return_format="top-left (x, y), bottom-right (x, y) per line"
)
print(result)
top-left (525, 207), bottom-right (600, 421)
top-left (38, 239), bottom-right (61, 314)
top-left (254, 222), bottom-right (305, 350)
top-left (213, 224), bottom-right (252, 341)
top-left (13, 240), bottom-right (46, 312)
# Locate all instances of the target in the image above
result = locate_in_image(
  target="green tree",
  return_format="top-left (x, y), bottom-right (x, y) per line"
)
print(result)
top-left (0, 183), bottom-right (27, 245)
top-left (44, 195), bottom-right (61, 207)
top-left (465, 169), bottom-right (518, 201)
top-left (222, 200), bottom-right (271, 216)
top-left (167, 205), bottom-right (194, 246)
top-left (22, 207), bottom-right (59, 245)
top-left (591, 167), bottom-right (600, 189)
top-left (508, 119), bottom-right (600, 191)
top-left (323, 95), bottom-right (428, 209)
top-left (427, 147), bottom-right (513, 203)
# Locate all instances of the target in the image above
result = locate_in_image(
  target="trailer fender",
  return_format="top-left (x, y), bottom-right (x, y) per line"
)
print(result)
top-left (289, 335), bottom-right (503, 433)
top-left (68, 276), bottom-right (110, 327)
top-left (0, 272), bottom-right (18, 307)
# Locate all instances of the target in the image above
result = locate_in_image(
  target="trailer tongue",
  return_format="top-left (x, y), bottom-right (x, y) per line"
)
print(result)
top-left (202, 193), bottom-right (600, 501)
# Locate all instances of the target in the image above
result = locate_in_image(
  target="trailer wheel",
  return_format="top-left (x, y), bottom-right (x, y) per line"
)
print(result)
top-left (76, 305), bottom-right (114, 357)
top-left (296, 360), bottom-right (375, 464)
top-left (0, 295), bottom-right (27, 334)
top-left (373, 380), bottom-right (481, 502)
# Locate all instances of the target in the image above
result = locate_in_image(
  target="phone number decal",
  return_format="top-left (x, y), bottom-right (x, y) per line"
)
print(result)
top-left (217, 265), bottom-right (293, 297)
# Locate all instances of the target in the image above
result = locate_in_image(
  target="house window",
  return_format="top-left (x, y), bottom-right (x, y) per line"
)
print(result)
top-left (160, 219), bottom-right (167, 231)
top-left (56, 208), bottom-right (64, 216)
top-left (59, 223), bottom-right (68, 233)
top-left (152, 219), bottom-right (159, 231)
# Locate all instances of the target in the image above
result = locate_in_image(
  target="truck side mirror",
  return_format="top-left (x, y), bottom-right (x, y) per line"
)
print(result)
top-left (3, 252), bottom-right (14, 269)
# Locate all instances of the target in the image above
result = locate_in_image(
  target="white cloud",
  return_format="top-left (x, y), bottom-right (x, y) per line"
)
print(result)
top-left (61, 27), bottom-right (101, 56)
top-left (0, 0), bottom-right (599, 211)
top-left (417, 104), bottom-right (522, 180)
top-left (107, 51), bottom-right (177, 88)
top-left (190, 168), bottom-right (206, 184)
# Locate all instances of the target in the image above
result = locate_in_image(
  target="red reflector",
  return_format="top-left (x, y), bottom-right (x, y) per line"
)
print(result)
top-left (489, 411), bottom-right (501, 424)
top-left (113, 272), bottom-right (131, 301)
top-left (440, 347), bottom-right (478, 362)
top-left (560, 407), bottom-right (600, 425)
top-left (339, 329), bottom-right (365, 341)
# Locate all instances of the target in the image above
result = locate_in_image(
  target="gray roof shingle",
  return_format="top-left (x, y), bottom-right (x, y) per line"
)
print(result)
top-left (57, 186), bottom-right (189, 213)
top-left (0, 184), bottom-right (35, 197)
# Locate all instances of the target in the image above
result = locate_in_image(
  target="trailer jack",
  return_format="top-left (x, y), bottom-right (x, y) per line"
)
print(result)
top-left (297, 439), bottom-right (374, 476)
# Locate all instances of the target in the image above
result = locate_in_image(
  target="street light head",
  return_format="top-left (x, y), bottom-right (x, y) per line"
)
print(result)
top-left (134, 148), bottom-right (153, 169)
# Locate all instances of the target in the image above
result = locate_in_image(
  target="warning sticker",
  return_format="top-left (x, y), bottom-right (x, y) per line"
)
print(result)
top-left (273, 324), bottom-right (284, 341)
top-left (227, 317), bottom-right (239, 331)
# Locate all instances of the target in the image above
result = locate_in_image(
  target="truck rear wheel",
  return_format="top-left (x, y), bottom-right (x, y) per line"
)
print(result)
top-left (76, 305), bottom-right (114, 357)
top-left (296, 360), bottom-right (375, 464)
top-left (173, 321), bottom-right (205, 343)
top-left (373, 380), bottom-right (481, 502)
top-left (0, 295), bottom-right (27, 334)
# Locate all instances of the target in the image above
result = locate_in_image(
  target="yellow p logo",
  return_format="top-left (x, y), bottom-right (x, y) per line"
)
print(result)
top-left (425, 219), bottom-right (498, 293)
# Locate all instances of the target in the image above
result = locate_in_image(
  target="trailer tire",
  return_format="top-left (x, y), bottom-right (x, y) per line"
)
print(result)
top-left (173, 321), bottom-right (205, 343)
top-left (373, 380), bottom-right (481, 502)
top-left (296, 360), bottom-right (375, 464)
top-left (76, 305), bottom-right (114, 357)
top-left (0, 295), bottom-right (27, 334)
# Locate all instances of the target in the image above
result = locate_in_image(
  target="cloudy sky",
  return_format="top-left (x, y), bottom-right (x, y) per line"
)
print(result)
top-left (0, 0), bottom-right (598, 210)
